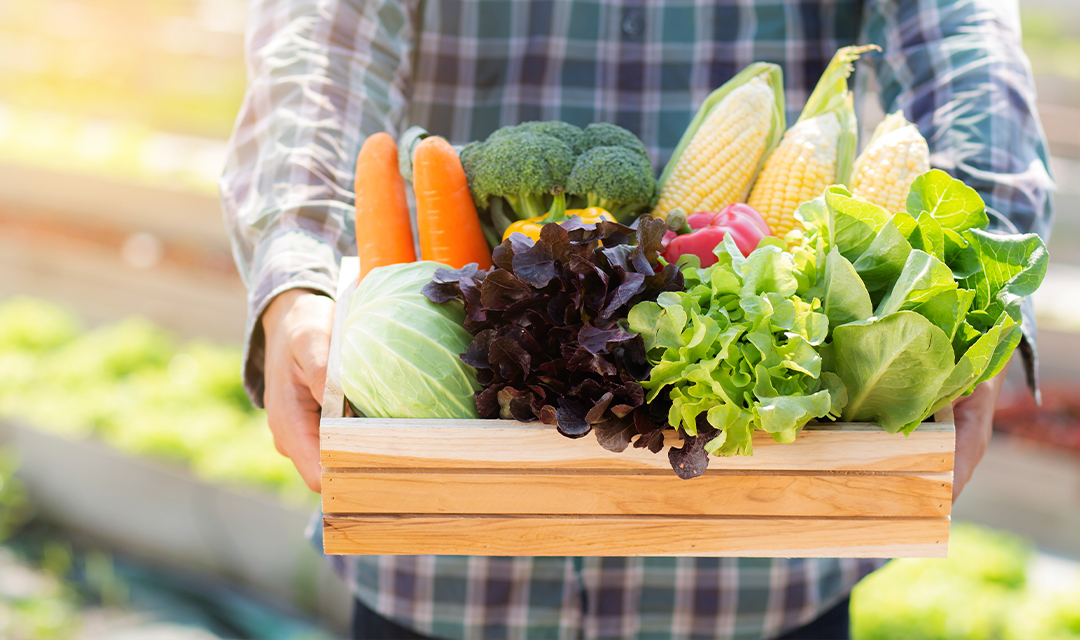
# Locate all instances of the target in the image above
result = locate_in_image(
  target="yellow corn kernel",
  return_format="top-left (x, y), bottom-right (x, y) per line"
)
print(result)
top-left (652, 76), bottom-right (775, 218)
top-left (747, 112), bottom-right (841, 236)
top-left (850, 113), bottom-right (930, 213)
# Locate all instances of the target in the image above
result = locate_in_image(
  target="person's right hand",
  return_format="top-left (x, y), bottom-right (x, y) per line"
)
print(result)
top-left (261, 289), bottom-right (336, 493)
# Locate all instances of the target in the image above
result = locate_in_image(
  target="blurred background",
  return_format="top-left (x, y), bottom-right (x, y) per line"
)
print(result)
top-left (0, 0), bottom-right (1077, 638)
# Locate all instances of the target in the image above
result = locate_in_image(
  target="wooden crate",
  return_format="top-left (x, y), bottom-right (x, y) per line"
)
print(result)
top-left (321, 257), bottom-right (953, 557)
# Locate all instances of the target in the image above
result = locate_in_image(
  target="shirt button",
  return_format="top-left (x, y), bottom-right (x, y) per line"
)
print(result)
top-left (622, 9), bottom-right (644, 38)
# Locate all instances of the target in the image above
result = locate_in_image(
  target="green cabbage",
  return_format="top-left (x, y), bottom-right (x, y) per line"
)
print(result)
top-left (341, 262), bottom-right (479, 419)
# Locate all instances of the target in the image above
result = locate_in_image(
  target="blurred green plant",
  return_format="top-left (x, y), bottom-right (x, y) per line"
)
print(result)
top-left (0, 296), bottom-right (312, 505)
top-left (0, 448), bottom-right (32, 543)
top-left (852, 523), bottom-right (1080, 640)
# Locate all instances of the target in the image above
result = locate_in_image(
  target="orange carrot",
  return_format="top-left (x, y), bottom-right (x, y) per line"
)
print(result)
top-left (355, 132), bottom-right (417, 280)
top-left (412, 136), bottom-right (494, 270)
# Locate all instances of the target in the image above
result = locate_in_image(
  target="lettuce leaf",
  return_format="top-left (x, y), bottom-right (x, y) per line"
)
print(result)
top-left (832, 311), bottom-right (955, 434)
top-left (906, 169), bottom-right (989, 232)
top-left (631, 242), bottom-right (839, 465)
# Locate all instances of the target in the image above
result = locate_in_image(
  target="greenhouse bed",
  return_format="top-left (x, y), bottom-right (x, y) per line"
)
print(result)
top-left (0, 419), bottom-right (352, 635)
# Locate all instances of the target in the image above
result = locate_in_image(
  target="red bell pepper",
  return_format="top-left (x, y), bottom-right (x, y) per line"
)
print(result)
top-left (662, 204), bottom-right (771, 267)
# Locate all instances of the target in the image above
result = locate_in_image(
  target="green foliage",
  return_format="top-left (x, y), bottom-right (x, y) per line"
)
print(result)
top-left (0, 448), bottom-right (32, 544)
top-left (630, 236), bottom-right (840, 458)
top-left (0, 297), bottom-right (80, 353)
top-left (850, 523), bottom-right (1080, 640)
top-left (0, 297), bottom-right (310, 504)
top-left (796, 170), bottom-right (1048, 431)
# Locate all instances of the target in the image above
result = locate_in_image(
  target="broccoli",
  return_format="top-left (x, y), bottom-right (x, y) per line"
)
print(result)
top-left (566, 145), bottom-right (657, 221)
top-left (462, 128), bottom-right (576, 220)
top-left (576, 122), bottom-right (649, 158)
top-left (491, 120), bottom-right (582, 149)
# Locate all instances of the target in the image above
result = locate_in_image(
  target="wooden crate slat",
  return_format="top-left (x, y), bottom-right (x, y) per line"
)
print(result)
top-left (323, 471), bottom-right (952, 517)
top-left (323, 515), bottom-right (950, 558)
top-left (322, 420), bottom-right (954, 473)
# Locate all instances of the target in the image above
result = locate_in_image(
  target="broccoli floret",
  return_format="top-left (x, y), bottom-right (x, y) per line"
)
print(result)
top-left (463, 129), bottom-right (575, 220)
top-left (576, 123), bottom-right (649, 158)
top-left (566, 145), bottom-right (657, 221)
top-left (491, 121), bottom-right (582, 149)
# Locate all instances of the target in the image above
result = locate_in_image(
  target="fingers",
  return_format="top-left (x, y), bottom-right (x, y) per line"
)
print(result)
top-left (950, 367), bottom-right (1008, 501)
top-left (273, 378), bottom-right (324, 492)
top-left (261, 289), bottom-right (336, 494)
top-left (294, 294), bottom-right (335, 406)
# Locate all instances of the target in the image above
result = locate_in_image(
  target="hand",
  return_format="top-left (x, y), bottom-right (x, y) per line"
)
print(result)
top-left (261, 289), bottom-right (336, 493)
top-left (950, 364), bottom-right (1009, 502)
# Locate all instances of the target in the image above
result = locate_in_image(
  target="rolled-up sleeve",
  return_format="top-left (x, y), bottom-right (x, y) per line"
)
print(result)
top-left (861, 0), bottom-right (1055, 396)
top-left (220, 0), bottom-right (418, 406)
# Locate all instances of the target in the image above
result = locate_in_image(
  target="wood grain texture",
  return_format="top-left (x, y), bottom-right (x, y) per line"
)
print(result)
top-left (323, 471), bottom-right (952, 517)
top-left (322, 420), bottom-right (954, 473)
top-left (323, 515), bottom-right (950, 557)
top-left (321, 257), bottom-right (359, 420)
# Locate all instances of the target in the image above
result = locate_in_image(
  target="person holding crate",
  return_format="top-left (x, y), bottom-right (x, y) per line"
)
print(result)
top-left (221, 0), bottom-right (1053, 638)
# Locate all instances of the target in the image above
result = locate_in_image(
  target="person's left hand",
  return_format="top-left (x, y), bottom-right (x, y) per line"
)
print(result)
top-left (950, 365), bottom-right (1009, 502)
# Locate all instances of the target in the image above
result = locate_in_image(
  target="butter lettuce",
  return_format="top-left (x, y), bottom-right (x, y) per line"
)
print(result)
top-left (797, 169), bottom-right (1048, 430)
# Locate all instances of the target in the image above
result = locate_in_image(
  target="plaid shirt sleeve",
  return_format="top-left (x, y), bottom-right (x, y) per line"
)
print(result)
top-left (219, 0), bottom-right (418, 406)
top-left (861, 0), bottom-right (1055, 395)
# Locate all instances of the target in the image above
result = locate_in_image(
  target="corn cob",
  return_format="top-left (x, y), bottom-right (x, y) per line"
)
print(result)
top-left (747, 45), bottom-right (877, 236)
top-left (850, 111), bottom-right (931, 213)
top-left (652, 63), bottom-right (785, 219)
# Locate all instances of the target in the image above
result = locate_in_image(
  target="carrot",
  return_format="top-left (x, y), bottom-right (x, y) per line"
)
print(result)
top-left (412, 136), bottom-right (494, 270)
top-left (354, 132), bottom-right (417, 281)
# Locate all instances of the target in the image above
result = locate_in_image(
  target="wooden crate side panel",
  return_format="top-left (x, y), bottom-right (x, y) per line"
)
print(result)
top-left (321, 421), bottom-right (954, 473)
top-left (323, 515), bottom-right (950, 557)
top-left (323, 471), bottom-right (952, 517)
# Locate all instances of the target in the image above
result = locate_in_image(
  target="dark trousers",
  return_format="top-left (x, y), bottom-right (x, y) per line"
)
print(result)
top-left (351, 596), bottom-right (850, 640)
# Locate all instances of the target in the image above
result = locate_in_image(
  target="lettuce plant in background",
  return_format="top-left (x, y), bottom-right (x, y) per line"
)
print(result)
top-left (0, 297), bottom-right (310, 505)
top-left (797, 170), bottom-right (1048, 433)
top-left (851, 523), bottom-right (1080, 640)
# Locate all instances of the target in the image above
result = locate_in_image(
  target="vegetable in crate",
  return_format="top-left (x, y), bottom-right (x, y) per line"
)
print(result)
top-left (629, 236), bottom-right (844, 477)
top-left (797, 170), bottom-right (1048, 433)
top-left (848, 111), bottom-right (931, 213)
top-left (354, 133), bottom-right (417, 280)
top-left (652, 63), bottom-right (786, 219)
top-left (423, 217), bottom-right (684, 460)
top-left (565, 131), bottom-right (657, 221)
top-left (747, 45), bottom-right (876, 236)
top-left (661, 203), bottom-right (772, 266)
top-left (340, 262), bottom-right (480, 419)
top-left (460, 124), bottom-right (576, 222)
top-left (461, 121), bottom-right (658, 237)
top-left (412, 135), bottom-right (493, 269)
top-left (502, 190), bottom-right (614, 241)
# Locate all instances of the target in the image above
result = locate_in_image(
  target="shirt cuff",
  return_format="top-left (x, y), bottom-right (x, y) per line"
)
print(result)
top-left (242, 227), bottom-right (341, 408)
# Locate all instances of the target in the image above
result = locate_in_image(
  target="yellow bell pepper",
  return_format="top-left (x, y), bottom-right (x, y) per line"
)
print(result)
top-left (502, 195), bottom-right (615, 241)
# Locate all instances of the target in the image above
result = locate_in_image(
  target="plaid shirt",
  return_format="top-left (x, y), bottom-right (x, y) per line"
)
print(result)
top-left (221, 0), bottom-right (1054, 638)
